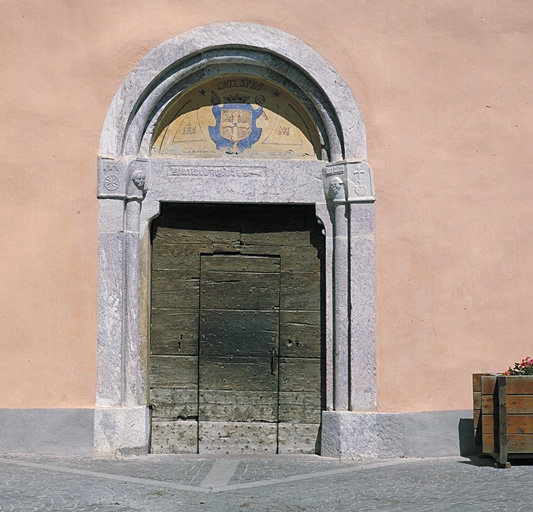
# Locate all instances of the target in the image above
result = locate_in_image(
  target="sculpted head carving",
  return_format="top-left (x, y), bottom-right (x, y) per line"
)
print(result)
top-left (326, 176), bottom-right (345, 201)
top-left (131, 170), bottom-right (146, 193)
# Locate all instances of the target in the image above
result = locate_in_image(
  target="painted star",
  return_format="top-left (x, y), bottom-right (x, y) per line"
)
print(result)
top-left (199, 89), bottom-right (206, 96)
top-left (273, 90), bottom-right (280, 97)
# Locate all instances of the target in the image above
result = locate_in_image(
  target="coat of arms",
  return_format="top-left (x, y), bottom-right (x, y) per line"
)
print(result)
top-left (209, 103), bottom-right (263, 154)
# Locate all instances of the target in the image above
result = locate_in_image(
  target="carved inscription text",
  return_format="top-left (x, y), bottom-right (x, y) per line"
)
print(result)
top-left (167, 166), bottom-right (266, 180)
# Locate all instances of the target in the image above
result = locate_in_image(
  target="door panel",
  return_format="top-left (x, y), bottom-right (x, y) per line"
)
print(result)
top-left (150, 355), bottom-right (198, 388)
top-left (199, 390), bottom-right (278, 422)
top-left (198, 254), bottom-right (280, 453)
top-left (200, 254), bottom-right (280, 273)
top-left (199, 311), bottom-right (279, 357)
top-left (150, 420), bottom-right (198, 454)
top-left (198, 422), bottom-right (278, 454)
top-left (279, 311), bottom-right (321, 358)
top-left (200, 273), bottom-right (280, 310)
top-left (150, 310), bottom-right (198, 355)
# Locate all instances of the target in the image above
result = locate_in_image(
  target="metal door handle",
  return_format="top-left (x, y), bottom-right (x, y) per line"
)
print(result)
top-left (270, 347), bottom-right (277, 375)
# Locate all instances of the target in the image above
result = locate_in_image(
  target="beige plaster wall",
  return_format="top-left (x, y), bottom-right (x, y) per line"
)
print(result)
top-left (1, 0), bottom-right (532, 412)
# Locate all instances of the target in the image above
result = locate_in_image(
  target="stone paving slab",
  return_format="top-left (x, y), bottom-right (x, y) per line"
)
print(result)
top-left (0, 454), bottom-right (532, 511)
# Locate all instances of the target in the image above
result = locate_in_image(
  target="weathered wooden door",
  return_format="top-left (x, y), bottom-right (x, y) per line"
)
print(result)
top-left (150, 204), bottom-right (324, 454)
top-left (198, 255), bottom-right (280, 452)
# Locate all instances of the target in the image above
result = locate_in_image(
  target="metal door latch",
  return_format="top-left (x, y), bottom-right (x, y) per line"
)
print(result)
top-left (270, 347), bottom-right (277, 375)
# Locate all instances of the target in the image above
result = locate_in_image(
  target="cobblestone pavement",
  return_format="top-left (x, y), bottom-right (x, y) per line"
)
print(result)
top-left (0, 453), bottom-right (532, 511)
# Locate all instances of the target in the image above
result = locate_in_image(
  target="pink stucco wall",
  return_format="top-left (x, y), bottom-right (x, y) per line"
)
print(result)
top-left (1, 0), bottom-right (532, 412)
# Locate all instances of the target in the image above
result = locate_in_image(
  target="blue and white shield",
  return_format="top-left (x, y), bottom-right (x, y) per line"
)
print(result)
top-left (209, 103), bottom-right (263, 154)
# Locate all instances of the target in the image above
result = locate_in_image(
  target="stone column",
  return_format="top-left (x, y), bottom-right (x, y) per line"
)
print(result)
top-left (123, 170), bottom-right (146, 407)
top-left (323, 173), bottom-right (350, 411)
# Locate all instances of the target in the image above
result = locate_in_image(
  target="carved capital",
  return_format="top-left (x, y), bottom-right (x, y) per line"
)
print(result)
top-left (98, 157), bottom-right (128, 198)
top-left (323, 161), bottom-right (375, 203)
top-left (97, 157), bottom-right (149, 199)
top-left (344, 161), bottom-right (374, 202)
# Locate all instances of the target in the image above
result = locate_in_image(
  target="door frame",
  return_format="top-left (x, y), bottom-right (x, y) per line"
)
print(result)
top-left (95, 23), bottom-right (376, 457)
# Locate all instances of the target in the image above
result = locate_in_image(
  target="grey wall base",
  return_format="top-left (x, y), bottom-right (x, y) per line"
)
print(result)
top-left (0, 409), bottom-right (95, 456)
top-left (0, 408), bottom-right (475, 458)
top-left (321, 410), bottom-right (475, 459)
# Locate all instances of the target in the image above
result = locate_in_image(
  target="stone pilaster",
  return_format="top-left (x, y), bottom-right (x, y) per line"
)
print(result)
top-left (95, 157), bottom-right (151, 455)
top-left (321, 161), bottom-right (377, 458)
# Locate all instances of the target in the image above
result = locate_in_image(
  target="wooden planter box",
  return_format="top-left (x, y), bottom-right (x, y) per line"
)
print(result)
top-left (473, 373), bottom-right (533, 467)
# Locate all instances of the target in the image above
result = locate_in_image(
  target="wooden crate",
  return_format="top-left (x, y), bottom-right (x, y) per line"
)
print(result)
top-left (473, 373), bottom-right (533, 467)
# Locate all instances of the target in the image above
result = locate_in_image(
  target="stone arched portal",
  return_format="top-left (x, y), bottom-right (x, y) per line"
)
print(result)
top-left (95, 23), bottom-right (376, 457)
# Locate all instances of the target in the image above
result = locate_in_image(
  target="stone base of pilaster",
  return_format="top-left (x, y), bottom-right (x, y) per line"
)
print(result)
top-left (94, 406), bottom-right (150, 457)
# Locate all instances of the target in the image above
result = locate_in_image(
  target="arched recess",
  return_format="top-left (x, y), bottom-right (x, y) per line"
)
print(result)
top-left (95, 23), bottom-right (376, 458)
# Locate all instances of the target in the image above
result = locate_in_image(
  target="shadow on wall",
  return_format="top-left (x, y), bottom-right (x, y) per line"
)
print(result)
top-left (394, 411), bottom-right (476, 458)
top-left (458, 418), bottom-right (476, 456)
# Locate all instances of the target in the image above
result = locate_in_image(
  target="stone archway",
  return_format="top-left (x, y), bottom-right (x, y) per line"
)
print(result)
top-left (95, 23), bottom-right (376, 457)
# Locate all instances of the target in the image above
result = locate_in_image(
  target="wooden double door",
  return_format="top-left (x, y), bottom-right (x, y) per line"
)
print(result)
top-left (149, 204), bottom-right (324, 454)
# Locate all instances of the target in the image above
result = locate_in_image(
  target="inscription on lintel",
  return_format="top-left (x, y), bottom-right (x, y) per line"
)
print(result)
top-left (166, 165), bottom-right (266, 180)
